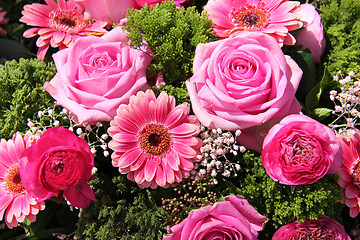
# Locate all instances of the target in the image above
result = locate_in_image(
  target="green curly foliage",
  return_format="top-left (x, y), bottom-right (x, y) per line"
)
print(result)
top-left (76, 175), bottom-right (165, 240)
top-left (0, 58), bottom-right (56, 139)
top-left (152, 83), bottom-right (190, 104)
top-left (320, 0), bottom-right (360, 75)
top-left (124, 0), bottom-right (217, 86)
top-left (227, 150), bottom-right (343, 239)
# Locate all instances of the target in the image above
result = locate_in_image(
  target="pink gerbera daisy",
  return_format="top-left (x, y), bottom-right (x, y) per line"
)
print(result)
top-left (20, 0), bottom-right (107, 60)
top-left (337, 129), bottom-right (360, 218)
top-left (107, 90), bottom-right (203, 189)
top-left (0, 132), bottom-right (45, 228)
top-left (204, 0), bottom-right (303, 45)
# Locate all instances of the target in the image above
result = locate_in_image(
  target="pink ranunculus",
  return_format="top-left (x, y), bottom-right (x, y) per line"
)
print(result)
top-left (75, 0), bottom-right (136, 27)
top-left (20, 127), bottom-right (96, 208)
top-left (134, 0), bottom-right (187, 7)
top-left (186, 32), bottom-right (302, 151)
top-left (337, 129), bottom-right (360, 218)
top-left (43, 26), bottom-right (152, 125)
top-left (272, 215), bottom-right (351, 240)
top-left (163, 195), bottom-right (267, 240)
top-left (295, 3), bottom-right (326, 64)
top-left (262, 114), bottom-right (342, 185)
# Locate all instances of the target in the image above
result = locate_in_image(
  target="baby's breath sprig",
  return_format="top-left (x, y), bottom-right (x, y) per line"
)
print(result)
top-left (26, 103), bottom-right (110, 158)
top-left (329, 71), bottom-right (360, 133)
top-left (190, 126), bottom-right (245, 183)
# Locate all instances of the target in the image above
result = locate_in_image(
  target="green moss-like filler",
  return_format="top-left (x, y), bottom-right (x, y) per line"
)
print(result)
top-left (230, 150), bottom-right (343, 239)
top-left (0, 58), bottom-right (56, 139)
top-left (76, 174), bottom-right (165, 240)
top-left (152, 83), bottom-right (190, 104)
top-left (320, 0), bottom-right (360, 75)
top-left (124, 1), bottom-right (217, 86)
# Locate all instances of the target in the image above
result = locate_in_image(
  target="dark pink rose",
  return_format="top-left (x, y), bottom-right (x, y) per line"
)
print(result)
top-left (272, 215), bottom-right (351, 240)
top-left (262, 114), bottom-right (342, 185)
top-left (20, 127), bottom-right (96, 208)
top-left (295, 3), bottom-right (326, 64)
top-left (75, 0), bottom-right (136, 27)
top-left (163, 195), bottom-right (267, 240)
top-left (43, 26), bottom-right (152, 124)
top-left (186, 32), bottom-right (302, 151)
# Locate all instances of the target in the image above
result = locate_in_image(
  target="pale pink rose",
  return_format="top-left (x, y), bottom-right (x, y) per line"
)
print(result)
top-left (337, 129), bottom-right (360, 218)
top-left (20, 127), bottom-right (96, 208)
top-left (134, 0), bottom-right (187, 7)
top-left (295, 3), bottom-right (326, 64)
top-left (186, 32), bottom-right (302, 151)
top-left (203, 0), bottom-right (303, 45)
top-left (163, 195), bottom-right (267, 240)
top-left (272, 216), bottom-right (351, 240)
top-left (75, 0), bottom-right (136, 27)
top-left (43, 26), bottom-right (152, 124)
top-left (262, 114), bottom-right (342, 185)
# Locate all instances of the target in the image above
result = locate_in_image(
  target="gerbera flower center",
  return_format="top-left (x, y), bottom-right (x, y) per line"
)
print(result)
top-left (5, 164), bottom-right (26, 196)
top-left (230, 7), bottom-right (268, 30)
top-left (351, 159), bottom-right (360, 185)
top-left (49, 9), bottom-right (87, 34)
top-left (138, 123), bottom-right (172, 156)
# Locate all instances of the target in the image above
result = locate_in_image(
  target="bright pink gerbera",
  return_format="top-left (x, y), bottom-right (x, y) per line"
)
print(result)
top-left (337, 129), bottom-right (360, 218)
top-left (20, 0), bottom-right (107, 60)
top-left (0, 132), bottom-right (45, 228)
top-left (204, 0), bottom-right (303, 45)
top-left (108, 90), bottom-right (203, 189)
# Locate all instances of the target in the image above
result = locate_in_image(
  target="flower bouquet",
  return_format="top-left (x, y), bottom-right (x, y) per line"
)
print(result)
top-left (0, 0), bottom-right (360, 239)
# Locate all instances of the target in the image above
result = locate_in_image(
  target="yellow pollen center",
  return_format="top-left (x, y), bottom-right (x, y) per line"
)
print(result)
top-left (230, 7), bottom-right (268, 30)
top-left (5, 165), bottom-right (25, 196)
top-left (138, 123), bottom-right (172, 156)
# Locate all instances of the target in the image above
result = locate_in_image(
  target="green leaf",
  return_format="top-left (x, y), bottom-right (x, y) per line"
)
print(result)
top-left (313, 108), bottom-right (333, 119)
top-left (0, 39), bottom-right (29, 60)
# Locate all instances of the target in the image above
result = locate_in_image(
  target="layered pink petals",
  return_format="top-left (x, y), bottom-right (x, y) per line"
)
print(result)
top-left (186, 32), bottom-right (302, 151)
top-left (262, 114), bottom-right (342, 185)
top-left (20, 127), bottom-right (96, 208)
top-left (0, 132), bottom-right (45, 228)
top-left (75, 0), bottom-right (136, 27)
top-left (272, 216), bottom-right (351, 240)
top-left (163, 195), bottom-right (267, 240)
top-left (337, 129), bottom-right (360, 218)
top-left (108, 89), bottom-right (202, 189)
top-left (20, 0), bottom-right (107, 60)
top-left (43, 26), bottom-right (152, 124)
top-left (295, 3), bottom-right (326, 64)
top-left (204, 0), bottom-right (303, 45)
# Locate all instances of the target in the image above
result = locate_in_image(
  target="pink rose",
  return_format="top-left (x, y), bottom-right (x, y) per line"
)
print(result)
top-left (262, 114), bottom-right (342, 185)
top-left (0, 7), bottom-right (8, 36)
top-left (295, 3), bottom-right (326, 64)
top-left (75, 0), bottom-right (136, 27)
top-left (163, 195), bottom-right (267, 240)
top-left (43, 26), bottom-right (152, 124)
top-left (272, 215), bottom-right (351, 240)
top-left (20, 127), bottom-right (96, 208)
top-left (186, 32), bottom-right (302, 151)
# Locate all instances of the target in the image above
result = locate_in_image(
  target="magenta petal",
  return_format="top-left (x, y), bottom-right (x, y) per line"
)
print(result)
top-left (144, 159), bottom-right (157, 182)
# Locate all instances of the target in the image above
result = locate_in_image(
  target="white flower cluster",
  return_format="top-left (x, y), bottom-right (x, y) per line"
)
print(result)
top-left (26, 103), bottom-right (109, 158)
top-left (329, 71), bottom-right (360, 133)
top-left (190, 126), bottom-right (245, 183)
